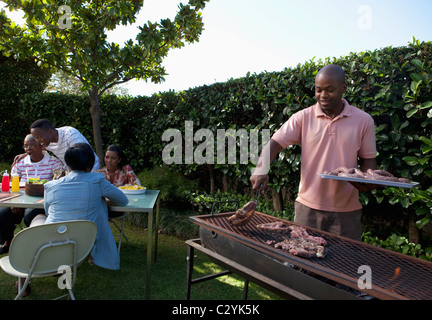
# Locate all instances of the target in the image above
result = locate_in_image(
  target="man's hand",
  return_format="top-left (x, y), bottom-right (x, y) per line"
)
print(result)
top-left (250, 174), bottom-right (269, 191)
top-left (350, 181), bottom-right (379, 192)
top-left (354, 157), bottom-right (380, 192)
top-left (249, 139), bottom-right (284, 192)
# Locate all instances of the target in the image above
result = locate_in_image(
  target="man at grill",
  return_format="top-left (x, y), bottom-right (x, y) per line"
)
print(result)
top-left (250, 64), bottom-right (377, 241)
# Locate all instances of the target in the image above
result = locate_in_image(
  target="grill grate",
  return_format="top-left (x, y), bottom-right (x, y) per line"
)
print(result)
top-left (190, 211), bottom-right (432, 300)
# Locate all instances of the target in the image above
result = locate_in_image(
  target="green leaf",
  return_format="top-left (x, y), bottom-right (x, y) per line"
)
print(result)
top-left (419, 136), bottom-right (432, 146)
top-left (406, 107), bottom-right (419, 118)
top-left (419, 136), bottom-right (432, 145)
top-left (410, 72), bottom-right (423, 82)
top-left (422, 146), bottom-right (432, 154)
top-left (402, 156), bottom-right (418, 166)
top-left (411, 58), bottom-right (424, 69)
top-left (416, 217), bottom-right (430, 229)
top-left (420, 101), bottom-right (432, 109)
top-left (410, 80), bottom-right (422, 94)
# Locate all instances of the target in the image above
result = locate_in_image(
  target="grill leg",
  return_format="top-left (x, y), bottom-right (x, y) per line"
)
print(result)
top-left (187, 239), bottom-right (252, 300)
top-left (243, 279), bottom-right (249, 300)
top-left (185, 243), bottom-right (194, 300)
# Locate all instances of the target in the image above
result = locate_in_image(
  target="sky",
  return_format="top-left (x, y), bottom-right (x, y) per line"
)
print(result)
top-left (108, 0), bottom-right (432, 96)
top-left (2, 0), bottom-right (432, 96)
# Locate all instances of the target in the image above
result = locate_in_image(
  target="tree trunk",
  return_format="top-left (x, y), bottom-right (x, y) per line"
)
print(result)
top-left (408, 211), bottom-right (421, 244)
top-left (88, 88), bottom-right (104, 168)
top-left (271, 187), bottom-right (284, 211)
top-left (208, 164), bottom-right (215, 193)
top-left (222, 175), bottom-right (228, 192)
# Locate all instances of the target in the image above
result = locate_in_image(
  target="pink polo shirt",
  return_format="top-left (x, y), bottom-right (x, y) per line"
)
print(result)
top-left (272, 99), bottom-right (376, 212)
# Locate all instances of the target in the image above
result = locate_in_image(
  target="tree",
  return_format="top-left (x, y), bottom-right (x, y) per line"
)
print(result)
top-left (0, 0), bottom-right (209, 165)
top-left (45, 70), bottom-right (130, 96)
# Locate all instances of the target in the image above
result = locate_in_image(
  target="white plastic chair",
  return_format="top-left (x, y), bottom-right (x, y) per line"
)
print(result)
top-left (0, 220), bottom-right (97, 300)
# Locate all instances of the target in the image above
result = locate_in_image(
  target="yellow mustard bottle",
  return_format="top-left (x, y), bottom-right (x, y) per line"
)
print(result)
top-left (11, 175), bottom-right (20, 192)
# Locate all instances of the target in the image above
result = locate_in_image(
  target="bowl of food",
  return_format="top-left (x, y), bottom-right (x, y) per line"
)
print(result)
top-left (25, 178), bottom-right (49, 197)
top-left (118, 184), bottom-right (146, 194)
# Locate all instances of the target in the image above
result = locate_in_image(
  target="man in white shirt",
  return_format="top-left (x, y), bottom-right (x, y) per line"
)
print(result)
top-left (30, 119), bottom-right (99, 172)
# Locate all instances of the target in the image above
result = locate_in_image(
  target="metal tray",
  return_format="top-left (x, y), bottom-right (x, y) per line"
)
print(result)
top-left (318, 173), bottom-right (419, 188)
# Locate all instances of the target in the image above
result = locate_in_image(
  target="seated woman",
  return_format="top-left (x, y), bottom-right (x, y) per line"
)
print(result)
top-left (96, 144), bottom-right (141, 187)
top-left (0, 134), bottom-right (63, 254)
top-left (34, 143), bottom-right (128, 270)
top-left (96, 145), bottom-right (141, 218)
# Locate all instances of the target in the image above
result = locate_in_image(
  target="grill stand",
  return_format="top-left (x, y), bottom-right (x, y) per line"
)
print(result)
top-left (190, 210), bottom-right (432, 300)
top-left (186, 239), bottom-right (250, 300)
top-left (185, 236), bottom-right (362, 300)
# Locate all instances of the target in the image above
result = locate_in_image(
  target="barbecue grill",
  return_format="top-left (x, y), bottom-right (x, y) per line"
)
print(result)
top-left (187, 208), bottom-right (432, 300)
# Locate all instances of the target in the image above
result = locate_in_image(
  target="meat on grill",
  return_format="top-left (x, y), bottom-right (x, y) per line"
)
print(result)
top-left (261, 225), bottom-right (328, 259)
top-left (288, 225), bottom-right (327, 246)
top-left (257, 221), bottom-right (290, 233)
top-left (275, 238), bottom-right (325, 259)
top-left (322, 167), bottom-right (410, 183)
top-left (228, 201), bottom-right (257, 226)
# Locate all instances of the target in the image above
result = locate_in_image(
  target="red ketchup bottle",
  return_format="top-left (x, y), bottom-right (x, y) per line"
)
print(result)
top-left (1, 170), bottom-right (10, 192)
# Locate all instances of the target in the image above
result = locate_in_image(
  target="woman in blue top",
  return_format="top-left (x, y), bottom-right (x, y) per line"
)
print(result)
top-left (42, 143), bottom-right (128, 270)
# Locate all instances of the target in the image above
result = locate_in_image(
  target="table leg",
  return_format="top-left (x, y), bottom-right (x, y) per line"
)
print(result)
top-left (146, 210), bottom-right (153, 300)
top-left (154, 197), bottom-right (160, 262)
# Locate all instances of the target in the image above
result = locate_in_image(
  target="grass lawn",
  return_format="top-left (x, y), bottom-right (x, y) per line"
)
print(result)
top-left (0, 221), bottom-right (282, 300)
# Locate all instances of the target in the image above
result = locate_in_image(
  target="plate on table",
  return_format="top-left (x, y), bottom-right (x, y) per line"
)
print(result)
top-left (317, 173), bottom-right (419, 189)
top-left (118, 186), bottom-right (147, 194)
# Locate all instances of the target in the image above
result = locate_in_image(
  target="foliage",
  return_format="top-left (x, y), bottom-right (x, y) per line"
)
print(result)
top-left (384, 133), bottom-right (432, 230)
top-left (46, 70), bottom-right (130, 96)
top-left (0, 0), bottom-right (210, 165)
top-left (137, 165), bottom-right (198, 207)
top-left (184, 189), bottom-right (294, 220)
top-left (0, 162), bottom-right (9, 173)
top-left (363, 231), bottom-right (432, 261)
top-left (0, 0), bottom-right (208, 91)
top-left (0, 51), bottom-right (50, 158)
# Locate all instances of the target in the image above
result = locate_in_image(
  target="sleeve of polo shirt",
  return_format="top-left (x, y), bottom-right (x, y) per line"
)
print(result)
top-left (271, 112), bottom-right (302, 148)
top-left (358, 116), bottom-right (377, 159)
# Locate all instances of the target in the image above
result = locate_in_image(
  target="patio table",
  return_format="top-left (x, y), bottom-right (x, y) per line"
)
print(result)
top-left (0, 189), bottom-right (160, 299)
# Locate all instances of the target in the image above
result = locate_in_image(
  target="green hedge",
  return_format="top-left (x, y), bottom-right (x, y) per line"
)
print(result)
top-left (1, 39), bottom-right (432, 240)
top-left (0, 52), bottom-right (50, 157)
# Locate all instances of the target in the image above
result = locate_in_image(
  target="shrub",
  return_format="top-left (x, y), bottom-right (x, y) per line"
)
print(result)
top-left (137, 166), bottom-right (198, 209)
top-left (0, 52), bottom-right (50, 160)
top-left (184, 189), bottom-right (294, 221)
